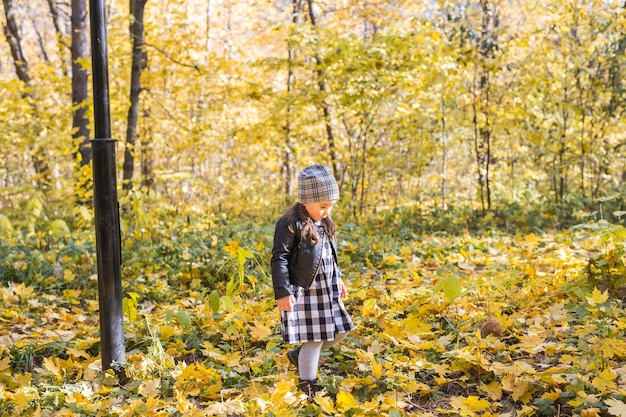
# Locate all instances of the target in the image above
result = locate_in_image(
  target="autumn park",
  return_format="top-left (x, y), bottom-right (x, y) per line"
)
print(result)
top-left (2, 0), bottom-right (626, 416)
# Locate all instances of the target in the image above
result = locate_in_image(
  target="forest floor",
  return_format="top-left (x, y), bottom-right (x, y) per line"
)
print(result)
top-left (1, 215), bottom-right (625, 416)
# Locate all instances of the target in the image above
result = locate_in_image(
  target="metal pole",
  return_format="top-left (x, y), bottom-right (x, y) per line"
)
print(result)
top-left (88, 0), bottom-right (126, 374)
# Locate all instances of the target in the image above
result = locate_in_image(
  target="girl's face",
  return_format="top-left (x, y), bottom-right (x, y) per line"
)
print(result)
top-left (304, 200), bottom-right (336, 221)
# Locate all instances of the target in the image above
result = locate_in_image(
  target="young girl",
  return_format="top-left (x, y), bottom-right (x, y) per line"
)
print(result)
top-left (271, 164), bottom-right (354, 399)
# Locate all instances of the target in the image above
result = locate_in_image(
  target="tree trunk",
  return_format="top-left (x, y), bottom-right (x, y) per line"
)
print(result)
top-left (123, 0), bottom-right (148, 190)
top-left (305, 0), bottom-right (340, 180)
top-left (140, 104), bottom-right (155, 189)
top-left (471, 66), bottom-right (485, 212)
top-left (46, 0), bottom-right (70, 76)
top-left (558, 138), bottom-right (566, 202)
top-left (281, 0), bottom-right (301, 205)
top-left (556, 78), bottom-right (569, 205)
top-left (440, 92), bottom-right (448, 211)
top-left (3, 0), bottom-right (31, 85)
top-left (72, 0), bottom-right (92, 167)
top-left (470, 1), bottom-right (498, 213)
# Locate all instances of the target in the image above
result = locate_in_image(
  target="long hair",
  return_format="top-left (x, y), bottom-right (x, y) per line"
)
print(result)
top-left (284, 202), bottom-right (337, 245)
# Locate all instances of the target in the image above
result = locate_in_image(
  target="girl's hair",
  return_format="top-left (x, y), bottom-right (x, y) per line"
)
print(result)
top-left (285, 202), bottom-right (337, 245)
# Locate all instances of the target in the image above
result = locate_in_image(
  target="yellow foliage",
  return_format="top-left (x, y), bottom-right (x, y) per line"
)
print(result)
top-left (41, 357), bottom-right (63, 380)
top-left (336, 391), bottom-right (358, 413)
top-left (402, 315), bottom-right (432, 335)
top-left (268, 379), bottom-right (301, 409)
top-left (14, 373), bottom-right (32, 386)
top-left (518, 332), bottom-right (547, 354)
top-left (315, 395), bottom-right (337, 414)
top-left (0, 357), bottom-right (10, 372)
top-left (449, 395), bottom-right (490, 416)
top-left (12, 386), bottom-right (38, 407)
top-left (479, 380), bottom-right (502, 400)
top-left (249, 319), bottom-right (272, 341)
top-left (597, 338), bottom-right (626, 360)
top-left (580, 407), bottom-right (602, 417)
top-left (500, 374), bottom-right (515, 392)
top-left (515, 405), bottom-right (537, 417)
top-left (541, 389), bottom-right (563, 401)
top-left (175, 363), bottom-right (222, 399)
top-left (586, 287), bottom-right (609, 306)
top-left (511, 380), bottom-right (533, 403)
top-left (138, 379), bottom-right (161, 397)
top-left (592, 367), bottom-right (617, 393)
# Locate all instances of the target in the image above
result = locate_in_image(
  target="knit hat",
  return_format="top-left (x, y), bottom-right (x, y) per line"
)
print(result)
top-left (298, 164), bottom-right (340, 203)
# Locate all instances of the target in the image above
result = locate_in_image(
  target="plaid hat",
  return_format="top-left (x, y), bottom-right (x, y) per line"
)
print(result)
top-left (298, 164), bottom-right (339, 203)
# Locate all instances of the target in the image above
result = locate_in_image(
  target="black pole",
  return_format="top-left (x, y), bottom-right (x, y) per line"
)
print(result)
top-left (88, 0), bottom-right (126, 374)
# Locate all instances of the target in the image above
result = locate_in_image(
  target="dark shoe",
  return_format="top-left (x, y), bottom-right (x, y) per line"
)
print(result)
top-left (298, 378), bottom-right (322, 402)
top-left (287, 346), bottom-right (301, 369)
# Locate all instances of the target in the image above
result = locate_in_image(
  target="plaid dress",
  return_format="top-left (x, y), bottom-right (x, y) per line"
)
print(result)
top-left (281, 223), bottom-right (355, 344)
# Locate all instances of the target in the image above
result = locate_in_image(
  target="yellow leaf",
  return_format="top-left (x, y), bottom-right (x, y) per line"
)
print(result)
top-left (541, 389), bottom-right (562, 401)
top-left (402, 315), bottom-right (432, 335)
top-left (605, 398), bottom-right (626, 416)
top-left (449, 396), bottom-right (465, 411)
top-left (14, 373), bottom-right (32, 386)
top-left (587, 287), bottom-right (609, 306)
top-left (465, 395), bottom-right (490, 411)
top-left (512, 380), bottom-right (530, 402)
top-left (336, 391), bottom-right (358, 412)
top-left (50, 219), bottom-right (70, 235)
top-left (516, 405), bottom-right (537, 417)
top-left (480, 380), bottom-right (502, 400)
top-left (372, 362), bottom-right (383, 379)
top-left (250, 320), bottom-right (272, 341)
top-left (0, 214), bottom-right (13, 232)
top-left (222, 351), bottom-right (242, 368)
top-left (42, 357), bottom-right (62, 378)
top-left (548, 303), bottom-right (567, 320)
top-left (13, 387), bottom-right (38, 405)
top-left (431, 363), bottom-right (451, 376)
top-left (66, 348), bottom-right (91, 360)
top-left (0, 356), bottom-right (10, 372)
top-left (356, 349), bottom-right (375, 364)
top-left (202, 342), bottom-right (226, 362)
top-left (63, 269), bottom-right (75, 283)
top-left (598, 338), bottom-right (625, 359)
top-left (361, 299), bottom-right (380, 316)
top-left (271, 380), bottom-right (293, 398)
top-left (315, 395), bottom-right (337, 413)
top-left (138, 379), bottom-right (161, 397)
top-left (159, 325), bottom-right (180, 340)
top-left (592, 368), bottom-right (617, 393)
top-left (237, 247), bottom-right (254, 262)
top-left (518, 333), bottom-right (546, 354)
top-left (223, 241), bottom-right (240, 257)
top-left (175, 363), bottom-right (222, 399)
top-left (580, 407), bottom-right (602, 417)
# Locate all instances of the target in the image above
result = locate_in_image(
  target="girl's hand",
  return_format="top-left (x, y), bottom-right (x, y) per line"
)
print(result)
top-left (277, 294), bottom-right (295, 312)
top-left (339, 279), bottom-right (348, 298)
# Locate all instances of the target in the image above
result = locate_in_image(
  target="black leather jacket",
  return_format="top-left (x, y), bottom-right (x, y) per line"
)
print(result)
top-left (270, 215), bottom-right (340, 300)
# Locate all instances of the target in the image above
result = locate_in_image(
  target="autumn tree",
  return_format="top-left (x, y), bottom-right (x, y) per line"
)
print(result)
top-left (71, 0), bottom-right (91, 169)
top-left (122, 0), bottom-right (148, 190)
top-left (455, 0), bottom-right (501, 214)
top-left (1, 0), bottom-right (626, 225)
top-left (2, 0), bottom-right (52, 187)
top-left (278, 0), bottom-right (302, 203)
top-left (304, 0), bottom-right (340, 178)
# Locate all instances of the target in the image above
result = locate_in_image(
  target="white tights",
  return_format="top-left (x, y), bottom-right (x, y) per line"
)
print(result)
top-left (298, 332), bottom-right (349, 380)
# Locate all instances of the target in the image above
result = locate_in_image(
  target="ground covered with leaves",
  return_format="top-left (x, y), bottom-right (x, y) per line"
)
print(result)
top-left (1, 200), bottom-right (626, 417)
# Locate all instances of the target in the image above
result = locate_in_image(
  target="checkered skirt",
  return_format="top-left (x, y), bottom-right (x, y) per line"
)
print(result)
top-left (280, 231), bottom-right (355, 344)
